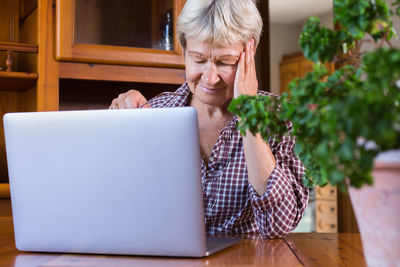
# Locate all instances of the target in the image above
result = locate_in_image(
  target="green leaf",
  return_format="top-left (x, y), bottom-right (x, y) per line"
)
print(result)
top-left (229, 0), bottom-right (400, 191)
top-left (299, 17), bottom-right (343, 63)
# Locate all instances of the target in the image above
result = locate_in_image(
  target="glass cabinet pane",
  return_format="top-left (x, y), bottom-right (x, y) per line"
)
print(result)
top-left (75, 0), bottom-right (174, 50)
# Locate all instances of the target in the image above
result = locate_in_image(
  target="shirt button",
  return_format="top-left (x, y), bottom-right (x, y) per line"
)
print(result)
top-left (209, 157), bottom-right (214, 162)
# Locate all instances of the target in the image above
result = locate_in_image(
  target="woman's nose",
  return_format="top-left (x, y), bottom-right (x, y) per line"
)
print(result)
top-left (202, 63), bottom-right (220, 85)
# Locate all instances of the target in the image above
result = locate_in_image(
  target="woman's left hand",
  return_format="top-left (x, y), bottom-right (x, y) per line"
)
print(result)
top-left (233, 39), bottom-right (258, 98)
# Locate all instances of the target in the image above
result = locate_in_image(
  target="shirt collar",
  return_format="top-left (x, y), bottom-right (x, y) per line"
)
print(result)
top-left (176, 81), bottom-right (238, 133)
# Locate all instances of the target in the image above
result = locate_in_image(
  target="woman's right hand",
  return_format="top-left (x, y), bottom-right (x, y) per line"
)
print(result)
top-left (109, 89), bottom-right (150, 109)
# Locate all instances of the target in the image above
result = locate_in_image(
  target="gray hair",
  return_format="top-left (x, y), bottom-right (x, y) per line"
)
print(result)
top-left (177, 0), bottom-right (263, 50)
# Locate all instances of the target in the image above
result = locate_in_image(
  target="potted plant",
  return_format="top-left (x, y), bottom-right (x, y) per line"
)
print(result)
top-left (229, 0), bottom-right (400, 265)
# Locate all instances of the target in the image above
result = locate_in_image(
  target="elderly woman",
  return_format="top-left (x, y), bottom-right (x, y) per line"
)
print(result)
top-left (110, 0), bottom-right (309, 238)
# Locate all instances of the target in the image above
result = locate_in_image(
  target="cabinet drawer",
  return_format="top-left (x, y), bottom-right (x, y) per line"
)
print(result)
top-left (316, 201), bottom-right (337, 217)
top-left (316, 217), bottom-right (337, 233)
top-left (316, 201), bottom-right (337, 233)
top-left (316, 185), bottom-right (337, 200)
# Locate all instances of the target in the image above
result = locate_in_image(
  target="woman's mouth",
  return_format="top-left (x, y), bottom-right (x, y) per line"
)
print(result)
top-left (199, 85), bottom-right (223, 94)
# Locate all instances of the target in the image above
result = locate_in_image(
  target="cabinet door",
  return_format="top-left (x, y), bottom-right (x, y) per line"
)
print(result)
top-left (56, 0), bottom-right (185, 67)
top-left (299, 59), bottom-right (314, 77)
top-left (301, 59), bottom-right (335, 78)
top-left (280, 61), bottom-right (300, 93)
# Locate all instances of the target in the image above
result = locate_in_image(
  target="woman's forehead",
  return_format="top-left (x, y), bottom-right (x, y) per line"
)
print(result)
top-left (186, 38), bottom-right (243, 57)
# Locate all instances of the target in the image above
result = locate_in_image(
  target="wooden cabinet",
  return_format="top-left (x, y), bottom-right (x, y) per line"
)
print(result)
top-left (56, 0), bottom-right (185, 68)
top-left (0, 0), bottom-right (26, 224)
top-left (0, 0), bottom-right (39, 184)
top-left (0, 0), bottom-right (187, 187)
top-left (0, 1), bottom-right (188, 235)
top-left (0, 1), bottom-right (272, 232)
top-left (0, 184), bottom-right (12, 234)
top-left (280, 52), bottom-right (337, 232)
top-left (280, 60), bottom-right (299, 94)
top-left (315, 185), bottom-right (337, 233)
top-left (280, 52), bottom-right (334, 93)
top-left (0, 198), bottom-right (12, 235)
top-left (53, 0), bottom-right (187, 105)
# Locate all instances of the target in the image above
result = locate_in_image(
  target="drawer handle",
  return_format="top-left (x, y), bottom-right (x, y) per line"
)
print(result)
top-left (330, 207), bottom-right (335, 212)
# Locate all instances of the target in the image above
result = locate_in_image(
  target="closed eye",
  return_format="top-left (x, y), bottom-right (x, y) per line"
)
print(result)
top-left (188, 53), bottom-right (207, 64)
top-left (191, 56), bottom-right (207, 64)
top-left (216, 61), bottom-right (237, 67)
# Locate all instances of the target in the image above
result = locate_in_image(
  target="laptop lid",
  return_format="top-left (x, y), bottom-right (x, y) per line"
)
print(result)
top-left (4, 107), bottom-right (210, 257)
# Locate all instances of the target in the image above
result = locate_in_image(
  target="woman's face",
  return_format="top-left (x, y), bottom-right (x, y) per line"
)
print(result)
top-left (184, 38), bottom-right (244, 108)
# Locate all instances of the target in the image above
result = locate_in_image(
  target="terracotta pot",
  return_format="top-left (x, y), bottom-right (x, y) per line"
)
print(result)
top-left (348, 160), bottom-right (400, 267)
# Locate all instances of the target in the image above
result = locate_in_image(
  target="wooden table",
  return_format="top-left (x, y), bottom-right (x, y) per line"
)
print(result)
top-left (0, 229), bottom-right (366, 267)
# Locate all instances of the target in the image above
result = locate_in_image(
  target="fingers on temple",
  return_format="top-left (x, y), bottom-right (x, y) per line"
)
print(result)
top-left (247, 39), bottom-right (256, 77)
top-left (246, 41), bottom-right (251, 73)
top-left (235, 51), bottom-right (245, 84)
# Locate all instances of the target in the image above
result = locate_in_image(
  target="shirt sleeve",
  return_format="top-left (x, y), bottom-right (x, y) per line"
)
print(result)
top-left (247, 134), bottom-right (309, 238)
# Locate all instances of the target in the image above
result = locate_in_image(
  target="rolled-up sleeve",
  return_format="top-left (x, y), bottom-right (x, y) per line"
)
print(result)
top-left (248, 135), bottom-right (309, 238)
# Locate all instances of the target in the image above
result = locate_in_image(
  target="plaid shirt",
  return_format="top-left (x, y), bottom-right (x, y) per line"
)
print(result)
top-left (147, 83), bottom-right (309, 238)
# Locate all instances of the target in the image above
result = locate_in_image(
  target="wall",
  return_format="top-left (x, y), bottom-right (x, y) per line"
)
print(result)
top-left (269, 12), bottom-right (333, 95)
top-left (363, 0), bottom-right (400, 50)
top-left (269, 23), bottom-right (302, 94)
top-left (318, 11), bottom-right (334, 29)
top-left (269, 11), bottom-right (334, 233)
top-left (392, 0), bottom-right (400, 48)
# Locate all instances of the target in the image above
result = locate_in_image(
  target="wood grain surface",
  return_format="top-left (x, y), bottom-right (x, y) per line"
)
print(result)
top-left (0, 212), bottom-right (368, 267)
top-left (0, 230), bottom-right (302, 267)
top-left (285, 233), bottom-right (366, 267)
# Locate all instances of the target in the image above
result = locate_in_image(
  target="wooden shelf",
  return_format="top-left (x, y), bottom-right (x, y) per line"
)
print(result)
top-left (59, 62), bottom-right (185, 84)
top-left (0, 183), bottom-right (10, 198)
top-left (0, 42), bottom-right (38, 53)
top-left (0, 71), bottom-right (38, 90)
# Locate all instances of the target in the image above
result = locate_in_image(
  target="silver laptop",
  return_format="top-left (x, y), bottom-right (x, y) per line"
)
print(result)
top-left (3, 107), bottom-right (240, 257)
